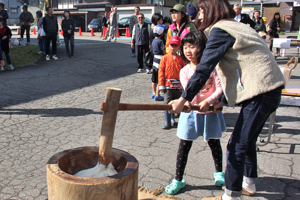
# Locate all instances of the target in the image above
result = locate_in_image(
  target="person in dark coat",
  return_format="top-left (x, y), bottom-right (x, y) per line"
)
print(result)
top-left (0, 3), bottom-right (8, 26)
top-left (234, 4), bottom-right (255, 28)
top-left (62, 10), bottom-right (75, 58)
top-left (0, 17), bottom-right (14, 71)
top-left (43, 6), bottom-right (59, 61)
top-left (252, 10), bottom-right (267, 40)
top-left (269, 12), bottom-right (280, 55)
top-left (19, 5), bottom-right (34, 44)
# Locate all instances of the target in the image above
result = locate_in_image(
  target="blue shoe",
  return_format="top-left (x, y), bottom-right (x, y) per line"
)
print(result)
top-left (151, 94), bottom-right (155, 99)
top-left (162, 112), bottom-right (171, 129)
top-left (131, 53), bottom-right (136, 57)
top-left (154, 95), bottom-right (164, 101)
top-left (162, 122), bottom-right (171, 129)
top-left (214, 172), bottom-right (225, 186)
top-left (171, 114), bottom-right (177, 127)
top-left (165, 179), bottom-right (186, 195)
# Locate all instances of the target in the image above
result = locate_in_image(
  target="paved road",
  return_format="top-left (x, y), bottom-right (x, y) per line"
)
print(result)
top-left (0, 33), bottom-right (299, 200)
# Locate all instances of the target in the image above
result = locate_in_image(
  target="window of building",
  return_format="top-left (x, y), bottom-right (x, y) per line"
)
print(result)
top-left (11, 8), bottom-right (18, 13)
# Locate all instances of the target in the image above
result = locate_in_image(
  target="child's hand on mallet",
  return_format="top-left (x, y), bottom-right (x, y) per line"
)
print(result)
top-left (182, 101), bottom-right (192, 113)
top-left (199, 100), bottom-right (210, 112)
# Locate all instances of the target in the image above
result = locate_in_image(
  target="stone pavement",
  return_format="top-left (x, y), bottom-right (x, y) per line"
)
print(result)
top-left (0, 32), bottom-right (299, 200)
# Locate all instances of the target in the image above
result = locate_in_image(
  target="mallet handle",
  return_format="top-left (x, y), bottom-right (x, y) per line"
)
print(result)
top-left (101, 102), bottom-right (220, 112)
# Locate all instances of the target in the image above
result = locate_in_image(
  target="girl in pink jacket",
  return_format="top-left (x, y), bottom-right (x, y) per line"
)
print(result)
top-left (165, 31), bottom-right (226, 195)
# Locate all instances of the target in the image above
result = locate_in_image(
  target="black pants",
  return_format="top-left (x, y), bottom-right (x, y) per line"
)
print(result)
top-left (21, 25), bottom-right (30, 43)
top-left (175, 139), bottom-right (223, 181)
top-left (46, 32), bottom-right (57, 55)
top-left (64, 35), bottom-right (74, 56)
top-left (269, 37), bottom-right (280, 53)
top-left (136, 44), bottom-right (150, 70)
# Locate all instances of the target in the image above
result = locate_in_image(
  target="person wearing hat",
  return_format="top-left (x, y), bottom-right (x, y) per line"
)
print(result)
top-left (186, 3), bottom-right (198, 22)
top-left (19, 5), bottom-right (34, 45)
top-left (165, 4), bottom-right (196, 53)
top-left (158, 36), bottom-right (185, 129)
top-left (151, 25), bottom-right (166, 101)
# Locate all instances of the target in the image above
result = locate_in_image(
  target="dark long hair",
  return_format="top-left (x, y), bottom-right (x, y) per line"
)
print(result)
top-left (195, 0), bottom-right (235, 31)
top-left (180, 31), bottom-right (207, 64)
top-left (64, 10), bottom-right (71, 19)
top-left (273, 12), bottom-right (280, 22)
top-left (151, 13), bottom-right (163, 25)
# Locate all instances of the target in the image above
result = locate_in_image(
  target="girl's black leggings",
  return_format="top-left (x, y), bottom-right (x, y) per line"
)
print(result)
top-left (175, 139), bottom-right (223, 181)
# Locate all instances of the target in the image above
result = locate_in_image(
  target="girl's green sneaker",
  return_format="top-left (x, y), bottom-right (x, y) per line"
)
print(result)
top-left (165, 179), bottom-right (186, 195)
top-left (214, 172), bottom-right (225, 186)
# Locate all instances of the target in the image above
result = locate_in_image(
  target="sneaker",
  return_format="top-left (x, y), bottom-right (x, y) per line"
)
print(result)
top-left (214, 172), bottom-right (225, 186)
top-left (171, 120), bottom-right (178, 127)
top-left (137, 69), bottom-right (144, 73)
top-left (131, 53), bottom-right (136, 57)
top-left (7, 65), bottom-right (14, 71)
top-left (52, 55), bottom-right (58, 60)
top-left (165, 179), bottom-right (186, 195)
top-left (107, 38), bottom-right (111, 42)
top-left (46, 55), bottom-right (50, 61)
top-left (113, 38), bottom-right (117, 42)
top-left (38, 51), bottom-right (44, 54)
top-left (154, 95), bottom-right (164, 101)
top-left (146, 69), bottom-right (152, 74)
top-left (102, 37), bottom-right (107, 40)
top-left (151, 94), bottom-right (155, 99)
top-left (0, 66), bottom-right (4, 71)
top-left (222, 185), bottom-right (255, 196)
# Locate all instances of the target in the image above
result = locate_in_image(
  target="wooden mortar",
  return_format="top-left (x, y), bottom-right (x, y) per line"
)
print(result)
top-left (47, 146), bottom-right (138, 200)
top-left (47, 88), bottom-right (138, 200)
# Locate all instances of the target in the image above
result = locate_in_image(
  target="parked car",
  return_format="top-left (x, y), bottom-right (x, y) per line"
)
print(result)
top-left (88, 18), bottom-right (102, 32)
top-left (118, 16), bottom-right (152, 36)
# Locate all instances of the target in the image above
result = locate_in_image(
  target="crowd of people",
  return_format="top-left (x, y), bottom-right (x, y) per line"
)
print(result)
top-left (0, 2), bottom-right (287, 199)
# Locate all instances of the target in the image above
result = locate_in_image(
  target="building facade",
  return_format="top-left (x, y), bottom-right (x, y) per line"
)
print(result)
top-left (0, 0), bottom-right (23, 25)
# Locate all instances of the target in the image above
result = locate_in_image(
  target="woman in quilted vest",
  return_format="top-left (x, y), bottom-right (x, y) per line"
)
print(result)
top-left (169, 0), bottom-right (285, 199)
top-left (165, 4), bottom-right (197, 53)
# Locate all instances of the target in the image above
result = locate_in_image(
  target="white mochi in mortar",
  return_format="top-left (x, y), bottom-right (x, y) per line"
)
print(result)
top-left (74, 162), bottom-right (118, 178)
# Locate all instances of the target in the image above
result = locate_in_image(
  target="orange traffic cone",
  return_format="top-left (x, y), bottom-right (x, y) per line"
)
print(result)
top-left (18, 27), bottom-right (20, 35)
top-left (90, 27), bottom-right (95, 36)
top-left (125, 27), bottom-right (131, 37)
top-left (116, 28), bottom-right (119, 37)
top-left (61, 29), bottom-right (63, 36)
top-left (33, 27), bottom-right (37, 35)
top-left (102, 26), bottom-right (107, 38)
top-left (78, 27), bottom-right (82, 36)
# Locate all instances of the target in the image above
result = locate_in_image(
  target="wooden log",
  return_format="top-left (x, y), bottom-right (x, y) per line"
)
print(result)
top-left (47, 147), bottom-right (139, 200)
top-left (99, 88), bottom-right (122, 166)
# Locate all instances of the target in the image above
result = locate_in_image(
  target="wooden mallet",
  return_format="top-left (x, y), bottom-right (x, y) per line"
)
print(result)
top-left (98, 88), bottom-right (221, 166)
